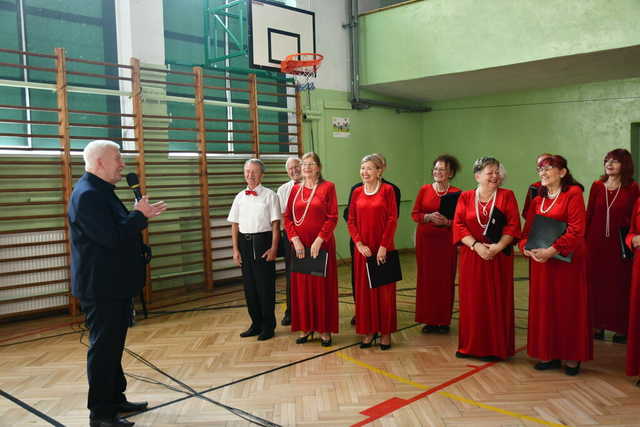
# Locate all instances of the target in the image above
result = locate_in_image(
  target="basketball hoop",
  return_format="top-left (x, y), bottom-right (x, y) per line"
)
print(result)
top-left (280, 53), bottom-right (324, 92)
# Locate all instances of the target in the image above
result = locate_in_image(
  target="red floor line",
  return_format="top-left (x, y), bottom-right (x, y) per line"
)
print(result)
top-left (351, 345), bottom-right (528, 426)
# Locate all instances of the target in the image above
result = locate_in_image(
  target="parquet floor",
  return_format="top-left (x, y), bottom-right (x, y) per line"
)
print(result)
top-left (1, 255), bottom-right (640, 426)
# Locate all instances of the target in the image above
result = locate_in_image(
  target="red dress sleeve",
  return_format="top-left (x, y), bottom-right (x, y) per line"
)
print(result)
top-left (452, 191), bottom-right (472, 244)
top-left (284, 184), bottom-right (298, 240)
top-left (552, 186), bottom-right (586, 255)
top-left (381, 184), bottom-right (398, 248)
top-left (502, 189), bottom-right (522, 240)
top-left (411, 186), bottom-right (426, 223)
top-left (585, 181), bottom-right (599, 232)
top-left (626, 198), bottom-right (640, 249)
top-left (347, 188), bottom-right (361, 244)
top-left (318, 182), bottom-right (338, 241)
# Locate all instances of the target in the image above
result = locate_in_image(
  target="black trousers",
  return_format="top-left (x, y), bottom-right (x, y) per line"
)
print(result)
top-left (239, 231), bottom-right (276, 333)
top-left (81, 298), bottom-right (132, 418)
top-left (281, 230), bottom-right (292, 317)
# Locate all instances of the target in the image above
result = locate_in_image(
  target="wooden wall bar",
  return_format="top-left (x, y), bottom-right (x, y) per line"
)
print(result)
top-left (0, 47), bottom-right (302, 319)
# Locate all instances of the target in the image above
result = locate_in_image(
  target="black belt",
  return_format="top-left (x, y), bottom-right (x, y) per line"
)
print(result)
top-left (239, 231), bottom-right (271, 240)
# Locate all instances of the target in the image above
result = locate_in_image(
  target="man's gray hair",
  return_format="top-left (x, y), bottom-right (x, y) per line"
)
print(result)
top-left (244, 158), bottom-right (265, 173)
top-left (285, 156), bottom-right (301, 169)
top-left (83, 140), bottom-right (119, 171)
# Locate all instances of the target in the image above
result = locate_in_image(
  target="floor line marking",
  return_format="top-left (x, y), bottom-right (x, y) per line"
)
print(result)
top-left (337, 348), bottom-right (566, 427)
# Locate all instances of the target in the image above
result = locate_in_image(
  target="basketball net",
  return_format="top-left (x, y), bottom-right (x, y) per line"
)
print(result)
top-left (280, 53), bottom-right (324, 92)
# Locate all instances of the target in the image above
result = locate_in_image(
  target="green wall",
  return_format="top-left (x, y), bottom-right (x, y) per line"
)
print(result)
top-left (359, 0), bottom-right (640, 86)
top-left (422, 77), bottom-right (640, 210)
top-left (301, 88), bottom-right (424, 257)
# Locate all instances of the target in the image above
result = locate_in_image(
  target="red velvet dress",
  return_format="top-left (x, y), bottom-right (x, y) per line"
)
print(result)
top-left (624, 199), bottom-right (640, 376)
top-left (452, 188), bottom-right (521, 359)
top-left (348, 183), bottom-right (398, 335)
top-left (519, 185), bottom-right (593, 362)
top-left (586, 180), bottom-right (639, 334)
top-left (412, 183), bottom-right (461, 326)
top-left (284, 181), bottom-right (339, 333)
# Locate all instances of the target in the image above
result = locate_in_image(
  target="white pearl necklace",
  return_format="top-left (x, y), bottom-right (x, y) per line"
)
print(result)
top-left (539, 187), bottom-right (561, 214)
top-left (604, 181), bottom-right (621, 237)
top-left (363, 180), bottom-right (381, 196)
top-left (432, 182), bottom-right (449, 197)
top-left (475, 188), bottom-right (496, 229)
top-left (292, 182), bottom-right (317, 226)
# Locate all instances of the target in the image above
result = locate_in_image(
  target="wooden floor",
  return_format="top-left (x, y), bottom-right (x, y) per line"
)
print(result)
top-left (1, 255), bottom-right (640, 426)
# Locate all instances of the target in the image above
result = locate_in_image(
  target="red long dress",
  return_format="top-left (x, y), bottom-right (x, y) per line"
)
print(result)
top-left (519, 185), bottom-right (593, 362)
top-left (452, 188), bottom-right (521, 359)
top-left (412, 183), bottom-right (461, 326)
top-left (348, 183), bottom-right (398, 335)
top-left (284, 181), bottom-right (339, 334)
top-left (624, 199), bottom-right (640, 376)
top-left (586, 180), bottom-right (639, 334)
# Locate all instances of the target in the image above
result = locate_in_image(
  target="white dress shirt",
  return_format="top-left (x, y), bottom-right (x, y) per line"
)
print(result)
top-left (227, 184), bottom-right (281, 233)
top-left (277, 179), bottom-right (297, 214)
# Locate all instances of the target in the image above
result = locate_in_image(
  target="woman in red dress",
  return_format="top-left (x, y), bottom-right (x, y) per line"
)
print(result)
top-left (624, 198), bottom-right (640, 385)
top-left (452, 157), bottom-right (521, 361)
top-left (284, 152), bottom-right (339, 347)
top-left (348, 154), bottom-right (398, 350)
top-left (586, 149), bottom-right (639, 343)
top-left (520, 155), bottom-right (592, 376)
top-left (412, 154), bottom-right (461, 334)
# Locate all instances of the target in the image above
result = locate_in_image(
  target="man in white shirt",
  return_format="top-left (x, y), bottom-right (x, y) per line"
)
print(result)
top-left (228, 159), bottom-right (281, 341)
top-left (276, 156), bottom-right (302, 326)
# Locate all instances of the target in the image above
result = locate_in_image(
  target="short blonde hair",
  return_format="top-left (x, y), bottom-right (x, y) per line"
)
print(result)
top-left (361, 154), bottom-right (384, 170)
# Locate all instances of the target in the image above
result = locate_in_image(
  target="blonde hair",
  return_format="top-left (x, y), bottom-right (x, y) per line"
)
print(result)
top-left (361, 154), bottom-right (384, 170)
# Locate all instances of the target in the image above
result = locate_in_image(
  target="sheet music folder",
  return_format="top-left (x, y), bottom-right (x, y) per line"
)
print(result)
top-left (484, 207), bottom-right (513, 255)
top-left (438, 191), bottom-right (462, 220)
top-left (365, 250), bottom-right (402, 288)
top-left (619, 226), bottom-right (633, 260)
top-left (524, 214), bottom-right (572, 262)
top-left (291, 248), bottom-right (328, 277)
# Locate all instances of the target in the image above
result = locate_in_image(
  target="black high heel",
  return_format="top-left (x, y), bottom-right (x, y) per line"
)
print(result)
top-left (379, 334), bottom-right (391, 350)
top-left (296, 332), bottom-right (314, 344)
top-left (360, 333), bottom-right (379, 349)
top-left (534, 359), bottom-right (561, 371)
top-left (320, 334), bottom-right (332, 347)
top-left (565, 362), bottom-right (581, 376)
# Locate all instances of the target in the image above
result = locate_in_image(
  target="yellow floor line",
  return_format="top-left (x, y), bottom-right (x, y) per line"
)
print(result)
top-left (336, 352), bottom-right (567, 427)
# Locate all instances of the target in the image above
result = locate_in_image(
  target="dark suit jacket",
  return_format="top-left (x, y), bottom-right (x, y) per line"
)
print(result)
top-left (342, 178), bottom-right (401, 222)
top-left (68, 172), bottom-right (148, 300)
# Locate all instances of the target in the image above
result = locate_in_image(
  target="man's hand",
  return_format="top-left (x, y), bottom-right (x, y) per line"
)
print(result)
top-left (134, 196), bottom-right (167, 218)
top-left (261, 246), bottom-right (277, 262)
top-left (232, 249), bottom-right (242, 266)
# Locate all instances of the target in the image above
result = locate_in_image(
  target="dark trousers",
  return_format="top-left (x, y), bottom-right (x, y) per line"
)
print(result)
top-left (81, 298), bottom-right (131, 418)
top-left (239, 231), bottom-right (276, 333)
top-left (282, 230), bottom-right (292, 317)
top-left (350, 238), bottom-right (356, 304)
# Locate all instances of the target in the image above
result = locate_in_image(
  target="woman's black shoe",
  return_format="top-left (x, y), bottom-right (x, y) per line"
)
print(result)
top-left (380, 343), bottom-right (391, 350)
top-left (296, 332), bottom-right (314, 344)
top-left (534, 359), bottom-right (562, 371)
top-left (422, 325), bottom-right (437, 334)
top-left (321, 336), bottom-right (332, 347)
top-left (565, 362), bottom-right (581, 376)
top-left (455, 351), bottom-right (471, 359)
top-left (360, 333), bottom-right (378, 349)
top-left (594, 329), bottom-right (605, 340)
top-left (612, 334), bottom-right (627, 344)
top-left (437, 325), bottom-right (450, 334)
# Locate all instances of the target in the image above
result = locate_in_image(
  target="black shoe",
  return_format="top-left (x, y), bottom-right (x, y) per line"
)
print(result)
top-left (594, 329), bottom-right (605, 340)
top-left (534, 359), bottom-right (562, 371)
top-left (257, 330), bottom-right (274, 341)
top-left (281, 313), bottom-right (291, 326)
top-left (351, 316), bottom-right (356, 325)
top-left (612, 334), bottom-right (627, 344)
top-left (436, 325), bottom-right (450, 334)
top-left (455, 351), bottom-right (472, 359)
top-left (118, 401), bottom-right (148, 413)
top-left (565, 362), bottom-right (581, 376)
top-left (321, 335), bottom-right (332, 347)
top-left (296, 332), bottom-right (314, 344)
top-left (360, 333), bottom-right (378, 349)
top-left (90, 416), bottom-right (134, 427)
top-left (380, 342), bottom-right (391, 351)
top-left (240, 328), bottom-right (261, 338)
top-left (635, 378), bottom-right (640, 387)
top-left (421, 325), bottom-right (437, 334)
top-left (478, 355), bottom-right (501, 362)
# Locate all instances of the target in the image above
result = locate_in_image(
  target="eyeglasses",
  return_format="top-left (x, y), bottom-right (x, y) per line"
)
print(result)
top-left (301, 162), bottom-right (317, 167)
top-left (536, 165), bottom-right (554, 173)
top-left (433, 168), bottom-right (448, 173)
top-left (604, 159), bottom-right (620, 165)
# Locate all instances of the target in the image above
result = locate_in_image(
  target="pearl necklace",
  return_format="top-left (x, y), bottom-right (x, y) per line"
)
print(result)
top-left (475, 188), bottom-right (496, 229)
top-left (539, 187), bottom-right (561, 214)
top-left (363, 180), bottom-right (381, 196)
top-left (604, 182), bottom-right (621, 237)
top-left (432, 182), bottom-right (449, 197)
top-left (292, 182), bottom-right (317, 226)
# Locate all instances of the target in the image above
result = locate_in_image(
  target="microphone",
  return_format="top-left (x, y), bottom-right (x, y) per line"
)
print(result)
top-left (126, 172), bottom-right (143, 201)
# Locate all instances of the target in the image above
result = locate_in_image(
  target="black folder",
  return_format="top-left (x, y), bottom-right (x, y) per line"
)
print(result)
top-left (524, 214), bottom-right (572, 262)
top-left (483, 207), bottom-right (513, 255)
top-left (438, 191), bottom-right (462, 220)
top-left (365, 250), bottom-right (402, 288)
top-left (619, 226), bottom-right (634, 260)
top-left (291, 248), bottom-right (328, 277)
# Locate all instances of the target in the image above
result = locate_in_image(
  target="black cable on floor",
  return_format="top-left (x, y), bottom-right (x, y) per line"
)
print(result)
top-left (0, 388), bottom-right (65, 427)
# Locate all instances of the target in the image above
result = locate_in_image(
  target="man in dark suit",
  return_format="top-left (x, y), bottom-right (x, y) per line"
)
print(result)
top-left (343, 153), bottom-right (401, 325)
top-left (69, 140), bottom-right (166, 427)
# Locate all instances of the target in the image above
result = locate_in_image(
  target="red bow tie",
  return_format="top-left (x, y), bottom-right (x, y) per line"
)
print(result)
top-left (245, 190), bottom-right (258, 196)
